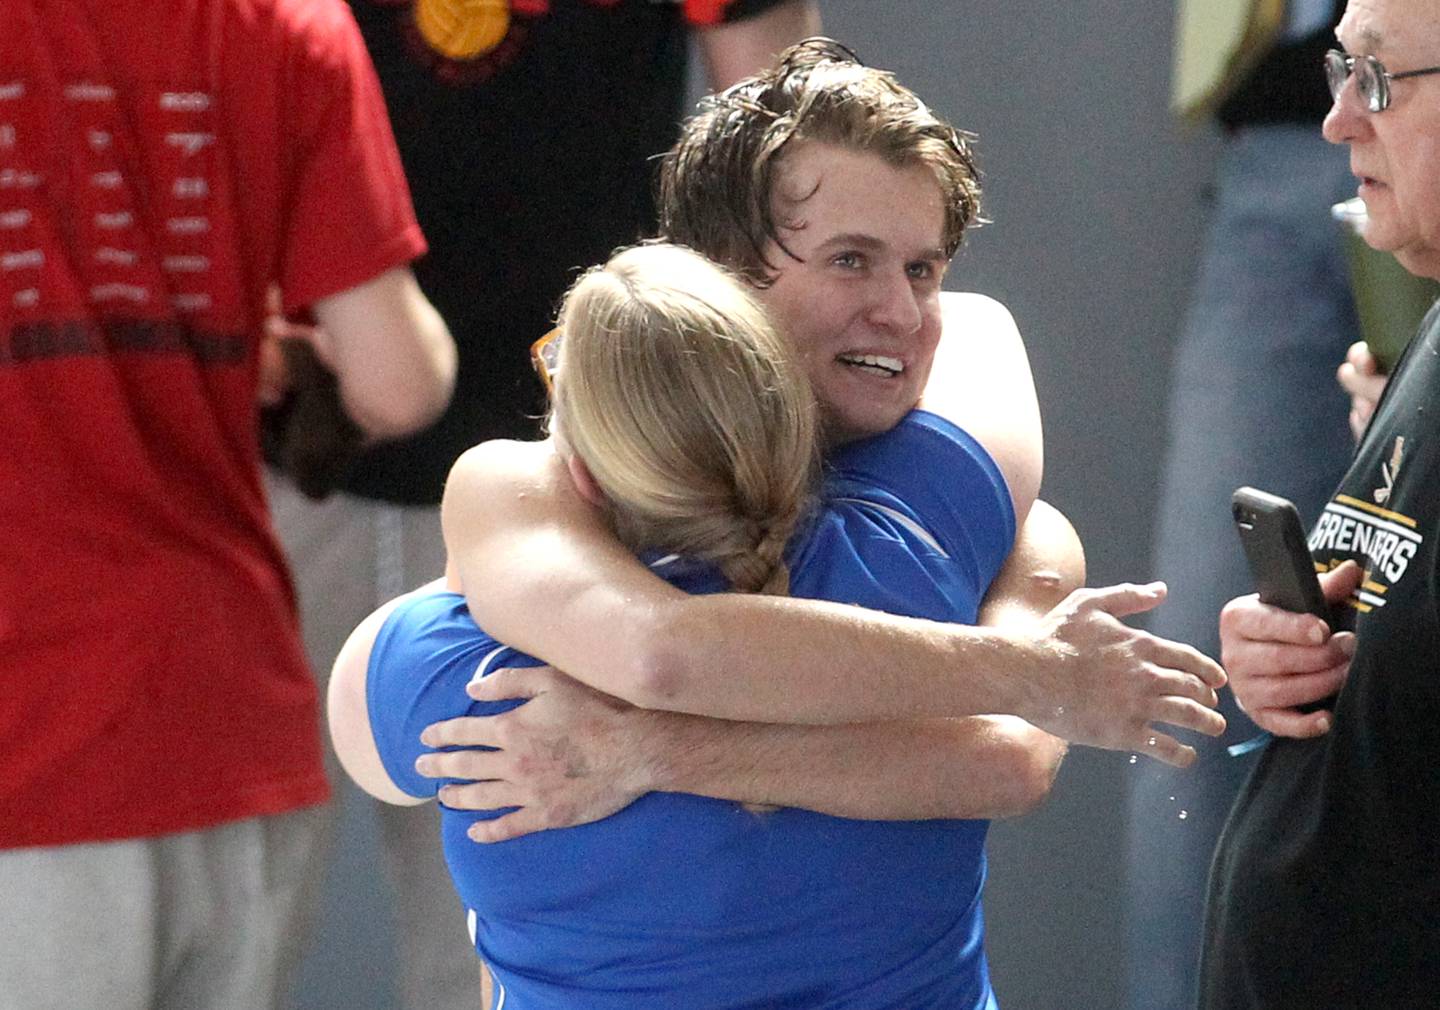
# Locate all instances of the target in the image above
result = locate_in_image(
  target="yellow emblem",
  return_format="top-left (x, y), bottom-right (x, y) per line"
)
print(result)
top-left (1375, 436), bottom-right (1405, 505)
top-left (414, 0), bottom-right (512, 60)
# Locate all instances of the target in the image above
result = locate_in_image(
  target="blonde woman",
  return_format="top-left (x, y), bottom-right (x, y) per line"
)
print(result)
top-left (329, 243), bottom-right (1041, 1008)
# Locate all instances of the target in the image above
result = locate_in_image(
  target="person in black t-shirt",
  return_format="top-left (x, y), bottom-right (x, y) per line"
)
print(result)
top-left (1202, 0), bottom-right (1440, 1004)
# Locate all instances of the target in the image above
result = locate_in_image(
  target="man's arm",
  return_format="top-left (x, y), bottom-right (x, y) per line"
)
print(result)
top-left (310, 266), bottom-right (457, 439)
top-left (424, 672), bottom-right (1064, 841)
top-left (979, 500), bottom-right (1082, 627)
top-left (694, 0), bottom-right (822, 92)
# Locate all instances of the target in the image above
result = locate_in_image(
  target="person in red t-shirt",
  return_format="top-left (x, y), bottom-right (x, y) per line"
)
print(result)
top-left (0, 1), bottom-right (454, 1006)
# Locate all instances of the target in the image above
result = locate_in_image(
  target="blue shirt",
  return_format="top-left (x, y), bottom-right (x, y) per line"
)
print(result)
top-left (368, 410), bottom-right (1015, 1009)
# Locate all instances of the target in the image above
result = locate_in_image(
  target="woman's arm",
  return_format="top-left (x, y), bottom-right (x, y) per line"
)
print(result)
top-left (327, 589), bottom-right (438, 807)
top-left (424, 502), bottom-right (1079, 837)
top-left (662, 500), bottom-right (1081, 819)
top-left (443, 440), bottom-right (1223, 759)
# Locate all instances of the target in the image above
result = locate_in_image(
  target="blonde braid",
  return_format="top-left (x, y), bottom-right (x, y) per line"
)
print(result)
top-left (556, 244), bottom-right (820, 599)
top-left (551, 244), bottom-right (820, 817)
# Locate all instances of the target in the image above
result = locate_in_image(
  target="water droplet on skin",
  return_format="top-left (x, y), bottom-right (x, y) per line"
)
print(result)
top-left (1055, 706), bottom-right (1066, 716)
top-left (1147, 736), bottom-right (1157, 747)
top-left (1178, 810), bottom-right (1189, 820)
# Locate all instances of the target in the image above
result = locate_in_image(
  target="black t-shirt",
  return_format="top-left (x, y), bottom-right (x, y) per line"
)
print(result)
top-left (1217, 0), bottom-right (1345, 130)
top-left (1200, 304), bottom-right (1440, 1008)
top-left (341, 0), bottom-right (790, 504)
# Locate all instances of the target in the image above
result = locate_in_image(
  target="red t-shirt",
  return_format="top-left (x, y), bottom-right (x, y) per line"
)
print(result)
top-left (0, 0), bottom-right (426, 847)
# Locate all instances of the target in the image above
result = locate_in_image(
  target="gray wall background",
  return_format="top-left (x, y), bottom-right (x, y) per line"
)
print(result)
top-left (292, 2), bottom-right (1224, 1007)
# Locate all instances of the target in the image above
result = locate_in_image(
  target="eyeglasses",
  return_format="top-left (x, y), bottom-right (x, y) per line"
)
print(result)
top-left (530, 327), bottom-right (562, 395)
top-left (1326, 48), bottom-right (1440, 113)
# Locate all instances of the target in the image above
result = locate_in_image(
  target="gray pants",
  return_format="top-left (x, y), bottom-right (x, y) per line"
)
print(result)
top-left (266, 475), bottom-right (480, 1010)
top-left (0, 809), bottom-right (326, 1010)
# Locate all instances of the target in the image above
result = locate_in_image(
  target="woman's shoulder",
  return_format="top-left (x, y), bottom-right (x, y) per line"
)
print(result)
top-left (449, 437), bottom-right (558, 487)
top-left (444, 437), bottom-right (573, 536)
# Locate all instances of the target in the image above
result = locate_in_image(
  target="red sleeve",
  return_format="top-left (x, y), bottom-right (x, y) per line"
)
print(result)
top-left (278, 0), bottom-right (425, 313)
top-left (684, 0), bottom-right (798, 27)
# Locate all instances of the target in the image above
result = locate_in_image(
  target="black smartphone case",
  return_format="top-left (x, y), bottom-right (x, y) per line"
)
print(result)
top-left (1231, 487), bottom-right (1336, 713)
top-left (1231, 487), bottom-right (1328, 621)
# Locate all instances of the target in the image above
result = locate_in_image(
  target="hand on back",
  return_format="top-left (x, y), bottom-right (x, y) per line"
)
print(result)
top-left (417, 665), bottom-right (655, 843)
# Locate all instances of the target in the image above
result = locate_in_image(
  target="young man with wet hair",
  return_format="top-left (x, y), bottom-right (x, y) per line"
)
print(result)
top-left (412, 37), bottom-right (1224, 1004)
top-left (429, 39), bottom-right (1225, 786)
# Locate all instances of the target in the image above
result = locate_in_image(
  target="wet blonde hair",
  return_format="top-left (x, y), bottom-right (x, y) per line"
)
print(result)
top-left (551, 243), bottom-right (818, 594)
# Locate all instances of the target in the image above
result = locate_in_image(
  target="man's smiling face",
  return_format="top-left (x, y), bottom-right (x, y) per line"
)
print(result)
top-left (756, 141), bottom-right (950, 446)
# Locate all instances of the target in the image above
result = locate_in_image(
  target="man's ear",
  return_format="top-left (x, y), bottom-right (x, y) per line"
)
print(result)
top-left (565, 451), bottom-right (606, 508)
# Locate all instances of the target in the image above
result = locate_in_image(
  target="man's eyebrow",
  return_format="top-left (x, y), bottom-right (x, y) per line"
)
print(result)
top-left (818, 232), bottom-right (886, 251)
top-left (818, 233), bottom-right (948, 261)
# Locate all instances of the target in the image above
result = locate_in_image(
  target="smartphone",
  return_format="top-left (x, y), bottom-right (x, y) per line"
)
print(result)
top-left (1230, 487), bottom-right (1328, 622)
top-left (1231, 487), bottom-right (1336, 713)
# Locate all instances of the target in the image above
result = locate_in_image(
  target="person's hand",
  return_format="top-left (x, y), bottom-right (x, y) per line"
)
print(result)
top-left (1337, 341), bottom-right (1389, 442)
top-left (258, 285), bottom-right (340, 404)
top-left (416, 665), bottom-right (655, 843)
top-left (1017, 582), bottom-right (1227, 768)
top-left (1218, 561), bottom-right (1362, 738)
top-left (257, 287), bottom-right (292, 407)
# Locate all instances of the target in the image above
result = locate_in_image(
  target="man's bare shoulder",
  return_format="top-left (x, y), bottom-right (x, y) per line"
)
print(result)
top-left (923, 291), bottom-right (1040, 519)
top-left (939, 291), bottom-right (1021, 341)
